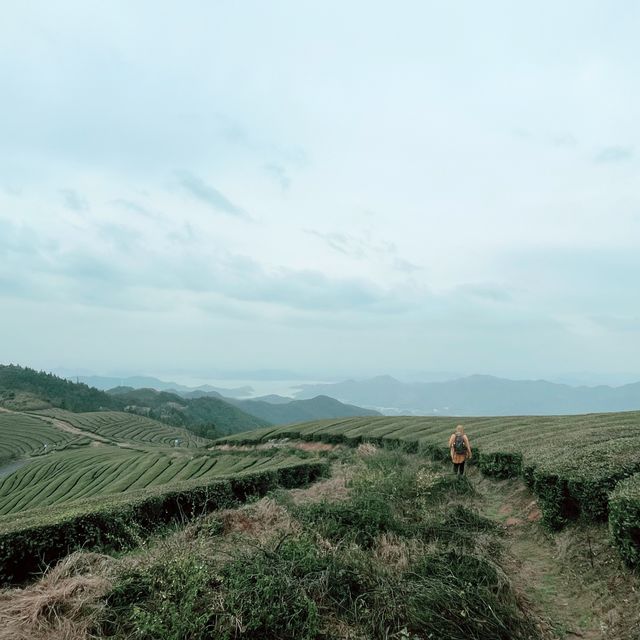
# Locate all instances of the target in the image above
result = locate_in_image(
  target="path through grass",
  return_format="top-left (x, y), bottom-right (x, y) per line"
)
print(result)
top-left (470, 467), bottom-right (640, 640)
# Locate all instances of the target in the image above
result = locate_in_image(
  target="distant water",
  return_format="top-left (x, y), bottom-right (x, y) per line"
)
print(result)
top-left (160, 378), bottom-right (331, 399)
top-left (0, 459), bottom-right (29, 479)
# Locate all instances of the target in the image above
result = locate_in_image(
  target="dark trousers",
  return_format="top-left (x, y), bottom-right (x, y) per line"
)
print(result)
top-left (453, 461), bottom-right (466, 476)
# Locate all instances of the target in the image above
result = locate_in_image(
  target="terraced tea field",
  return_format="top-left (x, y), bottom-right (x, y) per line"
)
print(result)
top-left (0, 411), bottom-right (82, 462)
top-left (33, 408), bottom-right (207, 448)
top-left (220, 412), bottom-right (640, 535)
top-left (0, 446), bottom-right (305, 515)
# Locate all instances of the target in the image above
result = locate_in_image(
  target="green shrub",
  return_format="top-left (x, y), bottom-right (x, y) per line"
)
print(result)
top-left (0, 460), bottom-right (329, 585)
top-left (221, 537), bottom-right (323, 639)
top-left (478, 451), bottom-right (522, 479)
top-left (104, 554), bottom-right (219, 640)
top-left (404, 550), bottom-right (537, 640)
top-left (609, 473), bottom-right (640, 568)
top-left (295, 494), bottom-right (404, 547)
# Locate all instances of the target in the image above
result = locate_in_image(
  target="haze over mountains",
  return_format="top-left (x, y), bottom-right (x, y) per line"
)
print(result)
top-left (62, 369), bottom-right (640, 417)
top-left (295, 375), bottom-right (640, 416)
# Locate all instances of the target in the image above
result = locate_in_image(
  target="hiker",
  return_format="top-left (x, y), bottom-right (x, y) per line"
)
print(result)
top-left (449, 424), bottom-right (471, 476)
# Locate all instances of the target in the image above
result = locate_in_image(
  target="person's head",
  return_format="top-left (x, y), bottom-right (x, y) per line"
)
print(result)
top-left (455, 424), bottom-right (464, 435)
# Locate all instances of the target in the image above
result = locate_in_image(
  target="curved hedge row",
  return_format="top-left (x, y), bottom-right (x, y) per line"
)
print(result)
top-left (32, 408), bottom-right (209, 448)
top-left (0, 412), bottom-right (77, 462)
top-left (609, 473), bottom-right (640, 568)
top-left (0, 447), bottom-right (312, 515)
top-left (217, 414), bottom-right (640, 563)
top-left (0, 459), bottom-right (329, 585)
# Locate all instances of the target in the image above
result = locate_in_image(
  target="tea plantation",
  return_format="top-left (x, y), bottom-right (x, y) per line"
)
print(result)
top-left (0, 446), bottom-right (307, 515)
top-left (32, 408), bottom-right (208, 447)
top-left (219, 412), bottom-right (640, 565)
top-left (0, 412), bottom-right (81, 462)
top-left (0, 406), bottom-right (328, 584)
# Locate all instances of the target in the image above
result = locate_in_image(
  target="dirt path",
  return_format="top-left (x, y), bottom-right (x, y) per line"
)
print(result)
top-left (32, 413), bottom-right (112, 445)
top-left (470, 469), bottom-right (639, 640)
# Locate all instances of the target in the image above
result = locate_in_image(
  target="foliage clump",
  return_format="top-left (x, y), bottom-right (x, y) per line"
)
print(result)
top-left (98, 449), bottom-right (540, 639)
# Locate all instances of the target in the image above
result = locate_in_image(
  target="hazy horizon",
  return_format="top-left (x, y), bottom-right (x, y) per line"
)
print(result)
top-left (2, 2), bottom-right (639, 377)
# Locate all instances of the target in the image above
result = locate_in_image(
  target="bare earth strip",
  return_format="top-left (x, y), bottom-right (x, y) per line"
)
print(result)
top-left (35, 414), bottom-right (111, 446)
top-left (473, 470), bottom-right (640, 640)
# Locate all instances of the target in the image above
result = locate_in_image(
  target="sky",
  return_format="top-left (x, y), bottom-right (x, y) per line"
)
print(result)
top-left (1, 1), bottom-right (639, 382)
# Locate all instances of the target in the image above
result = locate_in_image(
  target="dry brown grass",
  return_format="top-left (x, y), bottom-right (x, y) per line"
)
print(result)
top-left (287, 463), bottom-right (351, 504)
top-left (0, 552), bottom-right (113, 640)
top-left (212, 440), bottom-right (338, 453)
top-left (218, 497), bottom-right (301, 543)
top-left (372, 533), bottom-right (428, 573)
top-left (356, 442), bottom-right (378, 456)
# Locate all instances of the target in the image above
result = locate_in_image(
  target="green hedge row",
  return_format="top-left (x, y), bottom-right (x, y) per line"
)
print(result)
top-left (477, 451), bottom-right (522, 479)
top-left (0, 460), bottom-right (328, 586)
top-left (609, 473), bottom-right (640, 568)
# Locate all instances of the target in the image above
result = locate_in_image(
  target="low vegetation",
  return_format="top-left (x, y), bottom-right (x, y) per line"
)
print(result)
top-left (6, 449), bottom-right (540, 639)
top-left (609, 472), bottom-right (640, 567)
top-left (0, 412), bottom-right (80, 463)
top-left (219, 414), bottom-right (640, 565)
top-left (32, 408), bottom-right (209, 447)
top-left (0, 458), bottom-right (328, 585)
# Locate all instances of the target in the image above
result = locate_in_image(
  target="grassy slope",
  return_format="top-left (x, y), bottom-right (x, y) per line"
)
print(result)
top-left (0, 412), bottom-right (79, 462)
top-left (0, 446), bottom-right (306, 515)
top-left (3, 446), bottom-right (638, 639)
top-left (218, 412), bottom-right (640, 541)
top-left (32, 408), bottom-right (210, 447)
top-left (106, 387), bottom-right (271, 434)
top-left (0, 365), bottom-right (270, 436)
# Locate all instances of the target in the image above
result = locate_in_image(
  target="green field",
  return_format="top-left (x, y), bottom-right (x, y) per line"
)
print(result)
top-left (32, 408), bottom-right (208, 447)
top-left (0, 411), bottom-right (81, 462)
top-left (219, 412), bottom-right (640, 528)
top-left (0, 446), bottom-right (306, 516)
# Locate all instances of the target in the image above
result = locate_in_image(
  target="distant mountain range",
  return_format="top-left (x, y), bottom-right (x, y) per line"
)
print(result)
top-left (294, 374), bottom-right (640, 416)
top-left (0, 366), bottom-right (380, 438)
top-left (224, 395), bottom-right (380, 424)
top-left (73, 375), bottom-right (253, 398)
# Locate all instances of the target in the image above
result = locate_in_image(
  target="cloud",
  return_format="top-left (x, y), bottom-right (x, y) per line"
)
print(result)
top-left (60, 189), bottom-right (89, 212)
top-left (306, 229), bottom-right (421, 273)
top-left (455, 283), bottom-right (512, 303)
top-left (112, 198), bottom-right (162, 220)
top-left (306, 230), bottom-right (362, 257)
top-left (551, 133), bottom-right (578, 148)
top-left (392, 257), bottom-right (422, 273)
top-left (594, 146), bottom-right (634, 163)
top-left (174, 171), bottom-right (246, 217)
top-left (591, 315), bottom-right (640, 332)
top-left (264, 163), bottom-right (291, 190)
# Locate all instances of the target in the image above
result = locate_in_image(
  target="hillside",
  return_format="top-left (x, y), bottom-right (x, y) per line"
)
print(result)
top-left (106, 387), bottom-right (270, 436)
top-left (1, 442), bottom-right (638, 639)
top-left (0, 365), bottom-right (268, 437)
top-left (295, 374), bottom-right (640, 415)
top-left (0, 364), bottom-right (119, 412)
top-left (227, 394), bottom-right (381, 424)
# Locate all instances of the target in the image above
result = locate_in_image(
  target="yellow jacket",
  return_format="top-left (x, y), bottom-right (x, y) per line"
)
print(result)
top-left (448, 433), bottom-right (471, 464)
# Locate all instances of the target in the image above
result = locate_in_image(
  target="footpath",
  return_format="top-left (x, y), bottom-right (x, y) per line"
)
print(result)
top-left (471, 469), bottom-right (639, 640)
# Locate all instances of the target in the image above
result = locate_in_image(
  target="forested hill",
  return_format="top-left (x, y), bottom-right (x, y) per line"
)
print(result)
top-left (0, 364), bottom-right (119, 412)
top-left (106, 387), bottom-right (269, 435)
top-left (0, 365), bottom-right (269, 436)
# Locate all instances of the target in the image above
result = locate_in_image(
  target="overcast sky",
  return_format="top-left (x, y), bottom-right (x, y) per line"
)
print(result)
top-left (1, 1), bottom-right (639, 381)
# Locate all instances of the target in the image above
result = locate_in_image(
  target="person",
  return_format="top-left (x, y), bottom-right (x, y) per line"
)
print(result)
top-left (448, 424), bottom-right (471, 476)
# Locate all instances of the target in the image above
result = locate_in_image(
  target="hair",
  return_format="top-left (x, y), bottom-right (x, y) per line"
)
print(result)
top-left (455, 425), bottom-right (464, 435)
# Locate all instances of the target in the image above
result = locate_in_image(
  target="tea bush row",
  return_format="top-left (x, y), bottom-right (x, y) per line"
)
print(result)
top-left (0, 447), bottom-right (311, 515)
top-left (217, 413), bottom-right (640, 562)
top-left (33, 408), bottom-right (209, 447)
top-left (0, 459), bottom-right (329, 585)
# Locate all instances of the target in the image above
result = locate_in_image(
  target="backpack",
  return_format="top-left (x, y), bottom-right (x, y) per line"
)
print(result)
top-left (453, 434), bottom-right (467, 455)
